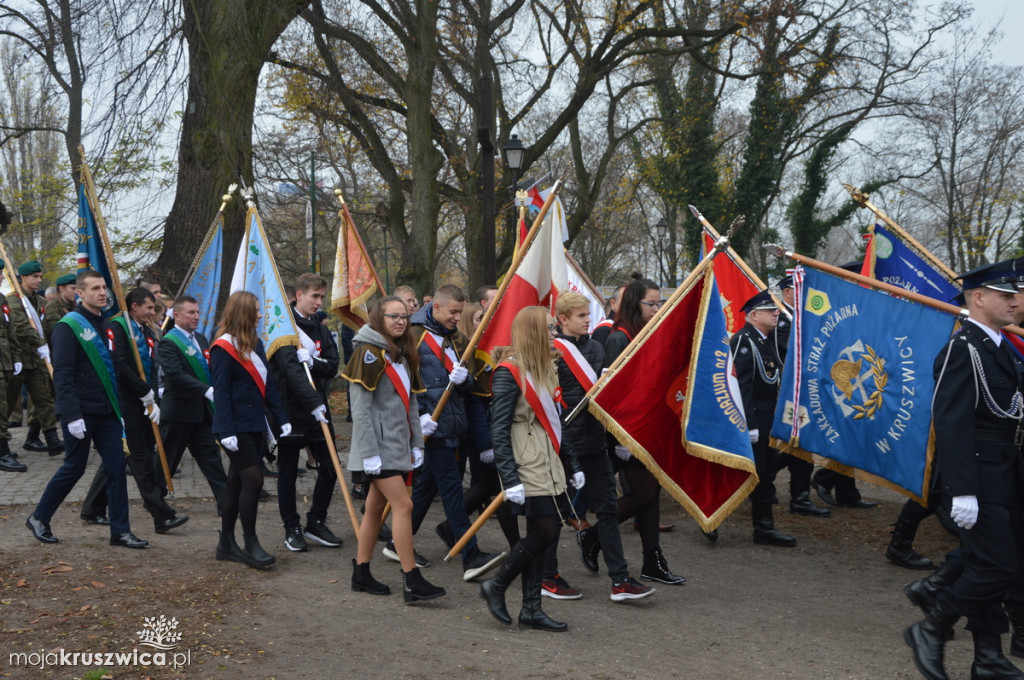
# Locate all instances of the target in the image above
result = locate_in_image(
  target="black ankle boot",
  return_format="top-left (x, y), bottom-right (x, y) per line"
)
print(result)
top-left (789, 491), bottom-right (831, 517)
top-left (44, 429), bottom-right (64, 456)
top-left (905, 560), bottom-right (963, 618)
top-left (241, 535), bottom-right (275, 568)
top-left (640, 547), bottom-right (685, 585)
top-left (903, 605), bottom-right (959, 680)
top-left (215, 531), bottom-right (246, 563)
top-left (752, 502), bottom-right (796, 547)
top-left (479, 543), bottom-right (531, 625)
top-left (886, 516), bottom-right (934, 570)
top-left (518, 557), bottom-right (567, 632)
top-left (402, 567), bottom-right (445, 604)
top-left (1006, 604), bottom-right (1024, 659)
top-left (351, 559), bottom-right (390, 595)
top-left (971, 632), bottom-right (1024, 680)
top-left (23, 424), bottom-right (45, 452)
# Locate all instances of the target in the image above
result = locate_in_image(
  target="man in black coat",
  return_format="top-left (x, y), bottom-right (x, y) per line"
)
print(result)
top-left (731, 290), bottom-right (796, 547)
top-left (157, 295), bottom-right (227, 511)
top-left (26, 270), bottom-right (147, 548)
top-left (269, 273), bottom-right (343, 552)
top-left (905, 261), bottom-right (1024, 680)
top-left (80, 288), bottom-right (188, 533)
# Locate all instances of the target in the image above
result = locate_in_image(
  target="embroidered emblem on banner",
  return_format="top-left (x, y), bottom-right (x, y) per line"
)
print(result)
top-left (830, 341), bottom-right (887, 420)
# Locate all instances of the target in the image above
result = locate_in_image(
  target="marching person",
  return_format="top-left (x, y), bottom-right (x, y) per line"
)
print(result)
top-left (345, 296), bottom-right (445, 602)
top-left (0, 266), bottom-right (25, 473)
top-left (79, 288), bottom-right (188, 533)
top-left (557, 291), bottom-right (654, 602)
top-left (210, 291), bottom-right (290, 569)
top-left (408, 283), bottom-right (505, 580)
top-left (26, 270), bottom-right (147, 548)
top-left (43, 273), bottom-right (77, 343)
top-left (603, 276), bottom-right (685, 583)
top-left (270, 273), bottom-right (344, 553)
top-left (7, 259), bottom-right (63, 455)
top-left (157, 295), bottom-right (228, 511)
top-left (479, 306), bottom-right (580, 631)
top-left (731, 289), bottom-right (797, 547)
top-left (905, 261), bottom-right (1024, 680)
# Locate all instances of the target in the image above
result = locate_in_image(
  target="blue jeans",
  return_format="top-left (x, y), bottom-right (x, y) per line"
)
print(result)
top-left (411, 446), bottom-right (477, 563)
top-left (34, 414), bottom-right (130, 535)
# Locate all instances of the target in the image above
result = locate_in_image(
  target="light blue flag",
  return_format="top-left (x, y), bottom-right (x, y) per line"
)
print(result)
top-left (180, 216), bottom-right (223, 339)
top-left (769, 267), bottom-right (956, 501)
top-left (228, 207), bottom-right (298, 358)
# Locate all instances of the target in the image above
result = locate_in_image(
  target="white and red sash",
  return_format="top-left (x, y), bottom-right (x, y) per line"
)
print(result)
top-left (422, 331), bottom-right (457, 372)
top-left (499, 362), bottom-right (561, 455)
top-left (553, 337), bottom-right (597, 391)
top-left (383, 354), bottom-right (415, 439)
top-left (213, 334), bottom-right (267, 398)
top-left (593, 318), bottom-right (613, 331)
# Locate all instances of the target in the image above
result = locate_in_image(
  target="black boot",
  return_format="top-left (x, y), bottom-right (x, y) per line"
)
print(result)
top-left (905, 560), bottom-right (962, 619)
top-left (970, 632), bottom-right (1024, 680)
top-left (903, 605), bottom-right (959, 680)
top-left (752, 502), bottom-right (796, 547)
top-left (351, 559), bottom-right (390, 595)
top-left (402, 567), bottom-right (445, 604)
top-left (0, 439), bottom-right (26, 472)
top-left (1005, 604), bottom-right (1024, 659)
top-left (789, 491), bottom-right (831, 517)
top-left (43, 429), bottom-right (64, 456)
top-left (215, 531), bottom-right (246, 564)
top-left (23, 423), bottom-right (46, 452)
top-left (479, 543), bottom-right (532, 625)
top-left (886, 516), bottom-right (934, 570)
top-left (241, 535), bottom-right (275, 568)
top-left (518, 557), bottom-right (567, 632)
top-left (640, 547), bottom-right (686, 585)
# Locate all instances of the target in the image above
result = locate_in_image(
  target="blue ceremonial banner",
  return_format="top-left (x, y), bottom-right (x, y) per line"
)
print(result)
top-left (76, 183), bottom-right (116, 316)
top-left (863, 223), bottom-right (959, 302)
top-left (769, 267), bottom-right (956, 501)
top-left (181, 216), bottom-right (223, 339)
top-left (228, 206), bottom-right (298, 358)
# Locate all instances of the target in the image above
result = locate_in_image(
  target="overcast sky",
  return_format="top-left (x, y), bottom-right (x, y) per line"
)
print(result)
top-left (970, 0), bottom-right (1023, 65)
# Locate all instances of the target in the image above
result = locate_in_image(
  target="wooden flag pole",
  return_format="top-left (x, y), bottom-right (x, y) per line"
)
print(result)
top-left (79, 146), bottom-right (175, 492)
top-left (0, 238), bottom-right (53, 377)
top-left (443, 491), bottom-right (506, 562)
top-left (428, 180), bottom-right (562, 422)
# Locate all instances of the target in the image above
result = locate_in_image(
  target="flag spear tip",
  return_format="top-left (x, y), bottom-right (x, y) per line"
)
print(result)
top-left (763, 243), bottom-right (788, 258)
top-left (688, 204), bottom-right (702, 219)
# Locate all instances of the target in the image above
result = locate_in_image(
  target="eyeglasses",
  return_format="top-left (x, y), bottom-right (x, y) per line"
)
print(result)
top-left (639, 301), bottom-right (663, 309)
top-left (384, 313), bottom-right (412, 321)
top-left (547, 324), bottom-right (558, 333)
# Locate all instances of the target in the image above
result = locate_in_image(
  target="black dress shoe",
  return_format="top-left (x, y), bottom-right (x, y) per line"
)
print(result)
top-left (0, 454), bottom-right (27, 472)
top-left (23, 437), bottom-right (47, 452)
top-left (811, 478), bottom-right (838, 506)
top-left (110, 532), bottom-right (148, 549)
top-left (80, 513), bottom-right (111, 526)
top-left (701, 528), bottom-right (719, 543)
top-left (838, 499), bottom-right (879, 509)
top-left (790, 496), bottom-right (831, 517)
top-left (26, 515), bottom-right (58, 543)
top-left (154, 515), bottom-right (189, 534)
top-left (753, 527), bottom-right (797, 547)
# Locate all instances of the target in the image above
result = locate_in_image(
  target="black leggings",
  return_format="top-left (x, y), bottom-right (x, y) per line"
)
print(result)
top-left (617, 468), bottom-right (660, 553)
top-left (221, 432), bottom-right (265, 538)
top-left (519, 514), bottom-right (561, 556)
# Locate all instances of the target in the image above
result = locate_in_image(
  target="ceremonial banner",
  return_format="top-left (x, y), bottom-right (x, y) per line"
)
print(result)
top-left (330, 202), bottom-right (380, 330)
top-left (179, 215), bottom-right (223, 339)
top-left (589, 267), bottom-right (758, 531)
top-left (228, 206), bottom-right (298, 358)
top-left (527, 185), bottom-right (569, 242)
top-left (477, 204), bottom-right (567, 363)
top-left (860, 223), bottom-right (959, 302)
top-left (77, 183), bottom-right (116, 316)
top-left (769, 267), bottom-right (956, 502)
top-left (701, 232), bottom-right (759, 333)
top-left (565, 253), bottom-right (607, 332)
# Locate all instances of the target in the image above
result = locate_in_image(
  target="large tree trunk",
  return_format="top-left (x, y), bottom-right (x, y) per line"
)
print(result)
top-left (155, 0), bottom-right (305, 289)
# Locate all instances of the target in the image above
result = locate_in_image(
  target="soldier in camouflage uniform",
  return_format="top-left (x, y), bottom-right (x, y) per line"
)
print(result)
top-left (43, 273), bottom-right (76, 344)
top-left (0, 259), bottom-right (26, 472)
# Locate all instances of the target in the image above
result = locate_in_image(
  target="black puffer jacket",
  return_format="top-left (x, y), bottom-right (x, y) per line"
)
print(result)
top-left (555, 333), bottom-right (606, 458)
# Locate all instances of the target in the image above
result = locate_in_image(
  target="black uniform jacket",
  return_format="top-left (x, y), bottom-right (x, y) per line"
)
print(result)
top-left (51, 304), bottom-right (126, 421)
top-left (729, 322), bottom-right (782, 429)
top-left (555, 332), bottom-right (606, 459)
top-left (112, 318), bottom-right (159, 432)
top-left (158, 329), bottom-right (212, 424)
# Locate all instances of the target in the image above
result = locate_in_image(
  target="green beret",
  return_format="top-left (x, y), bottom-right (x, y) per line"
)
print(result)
top-left (56, 273), bottom-right (76, 287)
top-left (0, 259), bottom-right (5, 270)
top-left (17, 260), bottom-right (41, 276)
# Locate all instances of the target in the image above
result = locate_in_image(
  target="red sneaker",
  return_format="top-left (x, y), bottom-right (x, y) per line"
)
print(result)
top-left (541, 574), bottom-right (582, 600)
top-left (611, 576), bottom-right (655, 602)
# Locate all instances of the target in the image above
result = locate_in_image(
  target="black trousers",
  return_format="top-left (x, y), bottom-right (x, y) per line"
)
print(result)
top-left (750, 412), bottom-right (780, 505)
top-left (813, 468), bottom-right (862, 503)
top-left (83, 424), bottom-right (175, 523)
top-left (159, 414), bottom-right (228, 511)
top-left (276, 431), bottom-right (338, 529)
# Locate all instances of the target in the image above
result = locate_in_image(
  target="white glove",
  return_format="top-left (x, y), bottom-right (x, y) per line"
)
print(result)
top-left (951, 495), bottom-right (979, 530)
top-left (505, 483), bottom-right (525, 505)
top-left (571, 471), bottom-right (586, 489)
top-left (364, 454), bottom-right (383, 475)
top-left (613, 445), bottom-right (631, 461)
top-left (12, 362), bottom-right (21, 376)
top-left (144, 402), bottom-right (161, 425)
top-left (141, 390), bottom-right (156, 406)
top-left (204, 386), bottom-right (214, 401)
top-left (412, 447), bottom-right (424, 469)
top-left (296, 348), bottom-right (313, 367)
top-left (37, 344), bottom-right (50, 361)
top-left (220, 436), bottom-right (238, 452)
top-left (68, 418), bottom-right (86, 440)
top-left (312, 405), bottom-right (328, 423)
top-left (479, 448), bottom-right (494, 464)
top-left (420, 414), bottom-right (438, 437)
top-left (280, 423), bottom-right (292, 438)
top-left (449, 365), bottom-right (469, 385)
top-left (748, 429), bottom-right (760, 444)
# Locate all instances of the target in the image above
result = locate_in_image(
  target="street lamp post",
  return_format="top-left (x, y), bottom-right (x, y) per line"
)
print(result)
top-left (654, 218), bottom-right (670, 288)
top-left (502, 133), bottom-right (526, 261)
